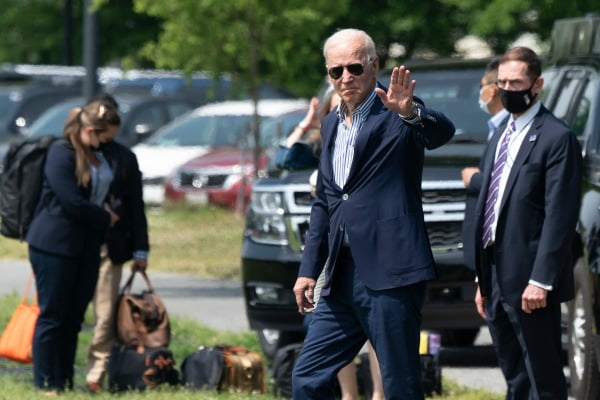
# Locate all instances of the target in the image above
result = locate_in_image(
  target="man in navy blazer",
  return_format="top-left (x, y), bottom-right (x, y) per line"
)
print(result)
top-left (291, 29), bottom-right (455, 399)
top-left (472, 47), bottom-right (582, 399)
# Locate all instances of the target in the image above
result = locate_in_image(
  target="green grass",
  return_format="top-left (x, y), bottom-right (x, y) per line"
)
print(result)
top-left (0, 293), bottom-right (504, 400)
top-left (0, 205), bottom-right (246, 280)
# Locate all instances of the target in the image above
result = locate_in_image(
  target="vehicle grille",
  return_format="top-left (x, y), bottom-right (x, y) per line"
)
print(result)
top-left (422, 188), bottom-right (466, 204)
top-left (426, 221), bottom-right (463, 250)
top-left (179, 171), bottom-right (228, 188)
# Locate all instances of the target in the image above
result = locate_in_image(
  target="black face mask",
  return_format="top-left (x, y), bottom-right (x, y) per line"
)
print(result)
top-left (498, 80), bottom-right (538, 114)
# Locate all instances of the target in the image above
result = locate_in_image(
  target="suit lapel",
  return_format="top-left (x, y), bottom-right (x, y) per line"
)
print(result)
top-left (497, 107), bottom-right (546, 214)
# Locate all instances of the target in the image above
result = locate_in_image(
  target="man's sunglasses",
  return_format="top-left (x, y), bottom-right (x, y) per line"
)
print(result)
top-left (327, 63), bottom-right (365, 80)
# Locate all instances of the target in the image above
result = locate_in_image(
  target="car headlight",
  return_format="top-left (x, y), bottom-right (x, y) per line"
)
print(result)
top-left (245, 192), bottom-right (287, 245)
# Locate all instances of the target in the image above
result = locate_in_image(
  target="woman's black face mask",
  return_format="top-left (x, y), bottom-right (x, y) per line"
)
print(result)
top-left (498, 79), bottom-right (538, 114)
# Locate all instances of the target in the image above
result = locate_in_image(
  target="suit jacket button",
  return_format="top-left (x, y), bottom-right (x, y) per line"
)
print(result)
top-left (342, 194), bottom-right (348, 200)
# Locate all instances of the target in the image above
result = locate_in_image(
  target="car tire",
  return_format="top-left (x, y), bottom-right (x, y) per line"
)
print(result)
top-left (258, 329), bottom-right (305, 362)
top-left (568, 259), bottom-right (600, 400)
top-left (440, 328), bottom-right (479, 347)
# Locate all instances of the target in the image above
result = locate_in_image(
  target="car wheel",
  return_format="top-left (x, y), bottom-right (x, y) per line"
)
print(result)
top-left (440, 328), bottom-right (479, 347)
top-left (568, 259), bottom-right (600, 400)
top-left (257, 329), bottom-right (304, 362)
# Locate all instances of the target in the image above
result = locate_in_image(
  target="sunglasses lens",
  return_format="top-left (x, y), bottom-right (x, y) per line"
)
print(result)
top-left (347, 64), bottom-right (364, 76)
top-left (328, 66), bottom-right (343, 79)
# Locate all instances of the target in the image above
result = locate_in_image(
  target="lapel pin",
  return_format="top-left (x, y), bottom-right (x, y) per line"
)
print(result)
top-left (528, 134), bottom-right (537, 142)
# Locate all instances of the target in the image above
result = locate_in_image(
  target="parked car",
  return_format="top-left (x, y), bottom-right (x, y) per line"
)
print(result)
top-left (23, 94), bottom-right (196, 147)
top-left (163, 109), bottom-right (307, 210)
top-left (542, 15), bottom-right (600, 400)
top-left (241, 58), bottom-right (492, 360)
top-left (134, 99), bottom-right (308, 205)
top-left (0, 83), bottom-right (80, 142)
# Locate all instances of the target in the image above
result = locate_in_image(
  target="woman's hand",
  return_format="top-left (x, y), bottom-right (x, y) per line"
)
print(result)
top-left (104, 203), bottom-right (120, 227)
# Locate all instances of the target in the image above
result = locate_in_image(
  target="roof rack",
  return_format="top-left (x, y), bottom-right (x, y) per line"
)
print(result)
top-left (549, 15), bottom-right (600, 64)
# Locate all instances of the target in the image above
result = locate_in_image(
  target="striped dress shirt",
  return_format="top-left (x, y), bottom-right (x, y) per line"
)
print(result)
top-left (332, 88), bottom-right (377, 188)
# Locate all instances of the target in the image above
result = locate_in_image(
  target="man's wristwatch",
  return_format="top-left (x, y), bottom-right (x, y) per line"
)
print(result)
top-left (398, 101), bottom-right (420, 120)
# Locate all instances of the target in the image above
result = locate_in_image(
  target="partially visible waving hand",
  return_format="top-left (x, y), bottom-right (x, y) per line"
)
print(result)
top-left (375, 66), bottom-right (416, 116)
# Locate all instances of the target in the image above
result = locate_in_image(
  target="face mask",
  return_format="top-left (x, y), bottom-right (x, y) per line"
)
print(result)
top-left (498, 80), bottom-right (537, 114)
top-left (478, 86), bottom-right (492, 115)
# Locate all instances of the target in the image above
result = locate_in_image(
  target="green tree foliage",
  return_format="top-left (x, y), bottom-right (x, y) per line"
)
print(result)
top-left (132, 0), bottom-right (346, 96)
top-left (462, 0), bottom-right (600, 53)
top-left (0, 0), bottom-right (160, 66)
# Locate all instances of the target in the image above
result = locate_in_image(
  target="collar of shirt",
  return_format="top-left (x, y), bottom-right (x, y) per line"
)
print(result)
top-left (509, 101), bottom-right (541, 133)
top-left (336, 84), bottom-right (378, 124)
top-left (490, 108), bottom-right (510, 130)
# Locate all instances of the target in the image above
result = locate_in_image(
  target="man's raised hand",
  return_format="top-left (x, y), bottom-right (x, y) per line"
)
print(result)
top-left (375, 66), bottom-right (416, 116)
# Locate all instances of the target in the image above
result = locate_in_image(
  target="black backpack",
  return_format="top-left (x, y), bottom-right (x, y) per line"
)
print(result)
top-left (0, 135), bottom-right (58, 240)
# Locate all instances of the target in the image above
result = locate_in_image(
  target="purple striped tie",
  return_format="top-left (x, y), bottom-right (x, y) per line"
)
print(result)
top-left (482, 121), bottom-right (515, 247)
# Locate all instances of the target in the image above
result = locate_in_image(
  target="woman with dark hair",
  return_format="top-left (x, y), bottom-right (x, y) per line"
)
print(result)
top-left (26, 100), bottom-right (120, 394)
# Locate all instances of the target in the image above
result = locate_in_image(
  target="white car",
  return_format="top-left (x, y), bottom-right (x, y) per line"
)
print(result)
top-left (133, 98), bottom-right (308, 205)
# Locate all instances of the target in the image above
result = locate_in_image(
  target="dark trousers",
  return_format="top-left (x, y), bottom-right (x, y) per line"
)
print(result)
top-left (486, 260), bottom-right (567, 400)
top-left (29, 245), bottom-right (101, 390)
top-left (292, 247), bottom-right (426, 400)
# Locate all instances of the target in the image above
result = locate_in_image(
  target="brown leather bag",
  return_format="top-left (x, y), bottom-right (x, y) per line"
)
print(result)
top-left (218, 345), bottom-right (265, 394)
top-left (116, 270), bottom-right (170, 349)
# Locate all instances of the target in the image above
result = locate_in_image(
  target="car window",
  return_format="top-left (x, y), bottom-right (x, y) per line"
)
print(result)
top-left (380, 68), bottom-right (488, 143)
top-left (572, 77), bottom-right (597, 138)
top-left (551, 69), bottom-right (589, 124)
top-left (15, 94), bottom-right (75, 133)
top-left (540, 68), bottom-right (560, 104)
top-left (126, 105), bottom-right (166, 132)
top-left (0, 93), bottom-right (18, 122)
top-left (147, 114), bottom-right (252, 147)
top-left (166, 102), bottom-right (193, 119)
top-left (26, 100), bottom-right (81, 138)
top-left (260, 112), bottom-right (305, 147)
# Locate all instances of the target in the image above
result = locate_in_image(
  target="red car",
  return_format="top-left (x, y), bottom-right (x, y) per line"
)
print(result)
top-left (164, 109), bottom-right (306, 210)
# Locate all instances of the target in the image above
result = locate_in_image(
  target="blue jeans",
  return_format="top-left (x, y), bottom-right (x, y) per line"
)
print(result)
top-left (29, 245), bottom-right (100, 390)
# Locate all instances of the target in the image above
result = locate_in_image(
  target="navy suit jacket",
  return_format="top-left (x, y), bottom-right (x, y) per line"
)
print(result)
top-left (472, 105), bottom-right (582, 307)
top-left (298, 88), bottom-right (455, 294)
top-left (101, 141), bottom-right (149, 264)
top-left (26, 140), bottom-right (110, 257)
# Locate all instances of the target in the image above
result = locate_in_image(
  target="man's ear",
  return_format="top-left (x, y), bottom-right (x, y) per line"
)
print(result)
top-left (372, 56), bottom-right (379, 73)
top-left (533, 76), bottom-right (544, 96)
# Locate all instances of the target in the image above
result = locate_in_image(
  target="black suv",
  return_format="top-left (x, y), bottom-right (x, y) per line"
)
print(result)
top-left (541, 15), bottom-right (600, 400)
top-left (241, 58), bottom-right (492, 360)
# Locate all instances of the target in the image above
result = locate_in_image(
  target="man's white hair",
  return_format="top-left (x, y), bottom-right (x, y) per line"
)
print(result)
top-left (322, 29), bottom-right (376, 63)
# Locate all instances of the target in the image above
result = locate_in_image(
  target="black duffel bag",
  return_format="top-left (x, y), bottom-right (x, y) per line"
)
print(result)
top-left (108, 345), bottom-right (180, 392)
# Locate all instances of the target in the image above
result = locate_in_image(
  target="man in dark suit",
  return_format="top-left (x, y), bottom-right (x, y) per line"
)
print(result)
top-left (472, 47), bottom-right (582, 399)
top-left (462, 58), bottom-right (509, 271)
top-left (291, 29), bottom-right (455, 399)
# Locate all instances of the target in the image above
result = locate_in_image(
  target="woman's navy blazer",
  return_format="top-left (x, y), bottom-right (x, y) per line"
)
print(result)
top-left (26, 140), bottom-right (110, 257)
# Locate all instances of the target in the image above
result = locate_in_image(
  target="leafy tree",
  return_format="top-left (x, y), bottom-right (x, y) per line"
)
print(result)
top-left (0, 0), bottom-right (159, 66)
top-left (463, 0), bottom-right (599, 53)
top-left (132, 0), bottom-right (347, 212)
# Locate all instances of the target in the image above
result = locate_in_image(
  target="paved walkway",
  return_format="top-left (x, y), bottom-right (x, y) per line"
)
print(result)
top-left (0, 259), bottom-right (248, 332)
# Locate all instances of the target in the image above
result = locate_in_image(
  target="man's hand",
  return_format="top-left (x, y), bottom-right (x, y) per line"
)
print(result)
top-left (375, 66), bottom-right (416, 116)
top-left (475, 285), bottom-right (487, 320)
top-left (132, 258), bottom-right (147, 272)
top-left (293, 277), bottom-right (316, 315)
top-left (461, 167), bottom-right (480, 188)
top-left (521, 284), bottom-right (548, 314)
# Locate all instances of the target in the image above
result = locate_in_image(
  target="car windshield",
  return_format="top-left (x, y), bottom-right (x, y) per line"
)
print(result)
top-left (146, 114), bottom-right (254, 147)
top-left (0, 91), bottom-right (20, 123)
top-left (25, 98), bottom-right (137, 138)
top-left (380, 68), bottom-right (489, 143)
top-left (260, 112), bottom-right (305, 148)
top-left (25, 100), bottom-right (81, 138)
